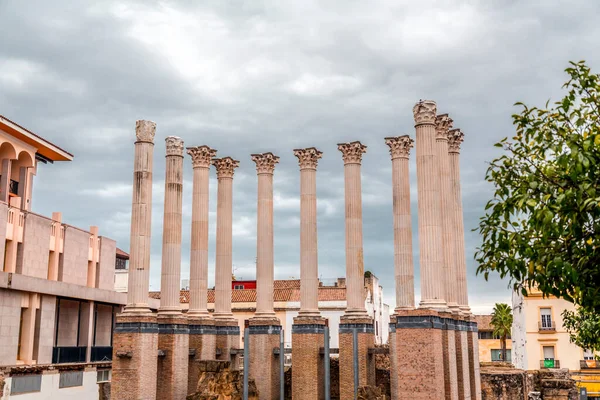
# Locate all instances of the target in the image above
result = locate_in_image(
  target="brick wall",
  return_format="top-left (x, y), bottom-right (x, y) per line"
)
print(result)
top-left (0, 288), bottom-right (21, 365)
top-left (97, 237), bottom-right (116, 290)
top-left (248, 330), bottom-right (281, 400)
top-left (291, 323), bottom-right (325, 400)
top-left (18, 213), bottom-right (51, 279)
top-left (60, 227), bottom-right (90, 286)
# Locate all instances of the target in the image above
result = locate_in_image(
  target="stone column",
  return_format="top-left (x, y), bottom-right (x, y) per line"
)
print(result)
top-left (186, 145), bottom-right (217, 395)
top-left (112, 120), bottom-right (158, 400)
top-left (414, 100), bottom-right (447, 310)
top-left (292, 147), bottom-right (325, 400)
top-left (384, 136), bottom-right (415, 311)
top-left (337, 141), bottom-right (375, 400)
top-left (448, 129), bottom-right (470, 314)
top-left (249, 152), bottom-right (281, 400)
top-left (157, 136), bottom-right (189, 400)
top-left (211, 157), bottom-right (241, 364)
top-left (436, 114), bottom-right (460, 313)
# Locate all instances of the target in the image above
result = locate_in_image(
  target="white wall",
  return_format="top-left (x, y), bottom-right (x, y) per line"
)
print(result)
top-left (1, 370), bottom-right (98, 400)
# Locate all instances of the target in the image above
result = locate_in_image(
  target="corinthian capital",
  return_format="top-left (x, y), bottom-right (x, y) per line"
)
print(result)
top-left (251, 152), bottom-right (280, 174)
top-left (448, 128), bottom-right (465, 153)
top-left (435, 114), bottom-right (453, 140)
top-left (165, 136), bottom-right (184, 157)
top-left (337, 141), bottom-right (367, 165)
top-left (212, 157), bottom-right (240, 178)
top-left (412, 100), bottom-right (437, 126)
top-left (293, 147), bottom-right (323, 170)
top-left (135, 120), bottom-right (156, 143)
top-left (384, 135), bottom-right (414, 159)
top-left (187, 145), bottom-right (217, 168)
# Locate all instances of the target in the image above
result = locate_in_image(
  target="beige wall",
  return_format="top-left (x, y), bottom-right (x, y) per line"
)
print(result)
top-left (18, 213), bottom-right (51, 279)
top-left (0, 202), bottom-right (7, 271)
top-left (97, 237), bottom-right (116, 290)
top-left (478, 338), bottom-right (512, 362)
top-left (0, 289), bottom-right (21, 365)
top-left (35, 295), bottom-right (56, 364)
top-left (95, 304), bottom-right (113, 347)
top-left (60, 227), bottom-right (89, 286)
top-left (56, 299), bottom-right (79, 347)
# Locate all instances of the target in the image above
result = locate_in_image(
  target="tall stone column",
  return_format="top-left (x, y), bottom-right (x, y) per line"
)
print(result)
top-left (186, 145), bottom-right (217, 395)
top-left (337, 141), bottom-right (375, 400)
top-left (211, 157), bottom-right (241, 365)
top-left (112, 120), bottom-right (159, 400)
top-left (384, 135), bottom-right (415, 311)
top-left (249, 152), bottom-right (281, 400)
top-left (292, 147), bottom-right (325, 400)
top-left (157, 136), bottom-right (189, 400)
top-left (414, 100), bottom-right (447, 310)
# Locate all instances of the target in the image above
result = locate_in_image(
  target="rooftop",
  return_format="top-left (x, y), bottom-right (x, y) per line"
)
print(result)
top-left (473, 314), bottom-right (493, 331)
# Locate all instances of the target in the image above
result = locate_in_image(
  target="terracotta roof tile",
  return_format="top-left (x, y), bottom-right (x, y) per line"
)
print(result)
top-left (116, 248), bottom-right (129, 259)
top-left (473, 314), bottom-right (493, 331)
top-left (273, 280), bottom-right (301, 289)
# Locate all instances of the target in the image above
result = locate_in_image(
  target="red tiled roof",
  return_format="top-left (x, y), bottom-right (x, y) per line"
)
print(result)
top-left (116, 248), bottom-right (129, 259)
top-left (273, 279), bottom-right (301, 289)
top-left (473, 314), bottom-right (493, 331)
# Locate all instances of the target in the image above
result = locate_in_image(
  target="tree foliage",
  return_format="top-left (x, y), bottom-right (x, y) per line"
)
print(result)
top-left (491, 303), bottom-right (513, 362)
top-left (476, 61), bottom-right (600, 350)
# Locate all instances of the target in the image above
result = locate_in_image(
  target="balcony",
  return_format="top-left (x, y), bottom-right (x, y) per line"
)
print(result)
top-left (52, 346), bottom-right (87, 364)
top-left (540, 359), bottom-right (560, 369)
top-left (91, 346), bottom-right (113, 362)
top-left (538, 321), bottom-right (556, 332)
top-left (581, 360), bottom-right (600, 369)
top-left (8, 179), bottom-right (18, 196)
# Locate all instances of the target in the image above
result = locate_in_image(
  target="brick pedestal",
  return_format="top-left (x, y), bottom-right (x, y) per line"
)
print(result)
top-left (157, 315), bottom-right (189, 400)
top-left (467, 319), bottom-right (482, 400)
top-left (442, 316), bottom-right (459, 400)
top-left (390, 309), bottom-right (445, 399)
top-left (339, 316), bottom-right (375, 400)
top-left (111, 313), bottom-right (159, 400)
top-left (188, 317), bottom-right (217, 395)
top-left (248, 318), bottom-right (281, 400)
top-left (214, 319), bottom-right (240, 369)
top-left (456, 319), bottom-right (472, 400)
top-left (291, 317), bottom-right (326, 400)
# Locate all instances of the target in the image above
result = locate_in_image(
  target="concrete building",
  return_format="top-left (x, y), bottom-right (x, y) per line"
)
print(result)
top-left (512, 287), bottom-right (600, 396)
top-left (113, 248), bottom-right (130, 293)
top-left (148, 275), bottom-right (391, 348)
top-left (0, 116), bottom-right (158, 399)
top-left (473, 314), bottom-right (512, 363)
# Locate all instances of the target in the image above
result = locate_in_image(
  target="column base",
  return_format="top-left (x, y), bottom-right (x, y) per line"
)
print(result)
top-left (157, 314), bottom-right (189, 400)
top-left (248, 317), bottom-right (281, 400)
top-left (419, 299), bottom-right (448, 311)
top-left (111, 313), bottom-right (158, 400)
top-left (214, 318), bottom-right (240, 368)
top-left (466, 317), bottom-right (482, 400)
top-left (188, 316), bottom-right (216, 395)
top-left (292, 316), bottom-right (325, 400)
top-left (455, 318), bottom-right (472, 399)
top-left (339, 315), bottom-right (375, 400)
top-left (390, 309), bottom-right (445, 399)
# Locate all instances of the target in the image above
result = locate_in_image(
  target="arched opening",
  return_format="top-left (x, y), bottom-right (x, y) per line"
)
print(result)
top-left (10, 151), bottom-right (35, 208)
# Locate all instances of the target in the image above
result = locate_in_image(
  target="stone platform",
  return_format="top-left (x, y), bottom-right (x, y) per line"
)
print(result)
top-left (291, 316), bottom-right (326, 400)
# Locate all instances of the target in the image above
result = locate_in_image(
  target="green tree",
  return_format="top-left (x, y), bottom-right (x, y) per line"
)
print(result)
top-left (475, 61), bottom-right (600, 352)
top-left (491, 303), bottom-right (513, 362)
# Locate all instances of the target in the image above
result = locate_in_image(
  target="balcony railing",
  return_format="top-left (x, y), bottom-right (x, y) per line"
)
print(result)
top-left (91, 346), bottom-right (113, 362)
top-left (52, 346), bottom-right (87, 364)
top-left (538, 321), bottom-right (556, 332)
top-left (540, 359), bottom-right (560, 369)
top-left (581, 359), bottom-right (600, 369)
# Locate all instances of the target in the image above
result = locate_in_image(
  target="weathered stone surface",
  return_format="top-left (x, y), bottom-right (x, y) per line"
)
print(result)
top-left (480, 363), bottom-right (527, 400)
top-left (357, 386), bottom-right (384, 400)
top-left (99, 382), bottom-right (111, 400)
top-left (187, 361), bottom-right (258, 400)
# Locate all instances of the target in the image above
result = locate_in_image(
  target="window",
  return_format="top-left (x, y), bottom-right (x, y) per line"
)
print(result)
top-left (583, 349), bottom-right (594, 360)
top-left (478, 331), bottom-right (511, 340)
top-left (115, 258), bottom-right (127, 270)
top-left (11, 375), bottom-right (42, 394)
top-left (97, 369), bottom-right (111, 383)
top-left (491, 349), bottom-right (512, 362)
top-left (59, 371), bottom-right (83, 388)
top-left (543, 346), bottom-right (555, 360)
top-left (234, 284), bottom-right (244, 290)
top-left (540, 308), bottom-right (553, 328)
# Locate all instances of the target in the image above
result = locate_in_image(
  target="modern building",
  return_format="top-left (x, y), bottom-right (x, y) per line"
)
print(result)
top-left (512, 287), bottom-right (600, 397)
top-left (473, 314), bottom-right (512, 363)
top-left (113, 248), bottom-right (129, 293)
top-left (0, 116), bottom-right (158, 399)
top-left (148, 274), bottom-right (391, 348)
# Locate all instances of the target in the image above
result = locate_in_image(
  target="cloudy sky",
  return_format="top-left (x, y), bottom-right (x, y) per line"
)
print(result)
top-left (1, 1), bottom-right (599, 314)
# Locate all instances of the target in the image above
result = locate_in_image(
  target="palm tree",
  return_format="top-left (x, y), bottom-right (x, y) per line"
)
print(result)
top-left (491, 303), bottom-right (513, 362)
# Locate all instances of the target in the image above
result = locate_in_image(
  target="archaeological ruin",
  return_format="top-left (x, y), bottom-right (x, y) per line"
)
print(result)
top-left (111, 100), bottom-right (482, 400)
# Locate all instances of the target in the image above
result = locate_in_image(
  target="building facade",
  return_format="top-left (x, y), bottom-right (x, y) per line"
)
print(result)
top-left (473, 314), bottom-right (512, 363)
top-left (512, 288), bottom-right (600, 397)
top-left (0, 116), bottom-right (158, 399)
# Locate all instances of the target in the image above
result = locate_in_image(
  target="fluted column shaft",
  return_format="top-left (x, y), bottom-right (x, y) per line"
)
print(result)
top-left (436, 115), bottom-right (460, 312)
top-left (294, 148), bottom-right (323, 316)
top-left (338, 142), bottom-right (368, 317)
top-left (213, 158), bottom-right (239, 319)
top-left (252, 153), bottom-right (279, 318)
top-left (125, 120), bottom-right (155, 313)
top-left (159, 137), bottom-right (184, 314)
top-left (385, 136), bottom-right (415, 311)
top-left (448, 129), bottom-right (470, 313)
top-left (413, 101), bottom-right (447, 310)
top-left (187, 146), bottom-right (217, 317)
